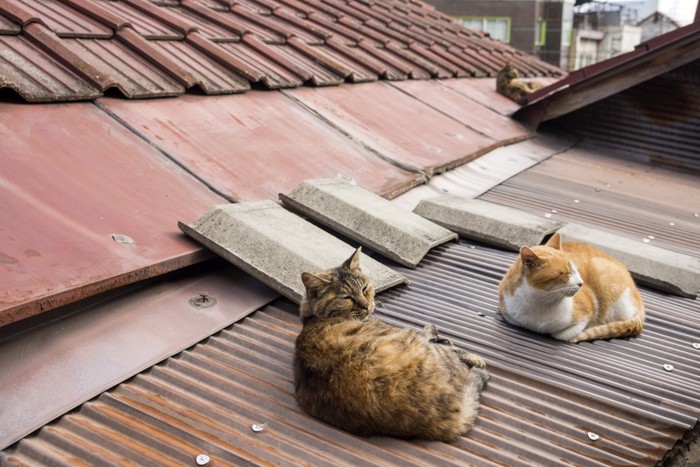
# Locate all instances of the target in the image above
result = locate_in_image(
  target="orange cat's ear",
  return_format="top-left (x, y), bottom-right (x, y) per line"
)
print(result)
top-left (545, 233), bottom-right (562, 250)
top-left (520, 247), bottom-right (542, 269)
top-left (301, 272), bottom-right (330, 293)
top-left (342, 247), bottom-right (362, 271)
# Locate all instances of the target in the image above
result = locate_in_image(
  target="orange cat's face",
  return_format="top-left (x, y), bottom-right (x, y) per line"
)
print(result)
top-left (520, 245), bottom-right (583, 298)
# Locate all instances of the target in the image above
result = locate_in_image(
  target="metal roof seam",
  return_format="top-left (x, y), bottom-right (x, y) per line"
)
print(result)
top-left (91, 100), bottom-right (238, 203)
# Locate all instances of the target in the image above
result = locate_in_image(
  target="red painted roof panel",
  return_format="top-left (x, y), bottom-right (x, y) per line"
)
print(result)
top-left (0, 102), bottom-right (226, 326)
top-left (285, 81), bottom-right (499, 174)
top-left (98, 91), bottom-right (423, 201)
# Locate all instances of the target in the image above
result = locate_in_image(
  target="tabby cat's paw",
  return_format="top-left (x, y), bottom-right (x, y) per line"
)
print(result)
top-left (459, 351), bottom-right (486, 369)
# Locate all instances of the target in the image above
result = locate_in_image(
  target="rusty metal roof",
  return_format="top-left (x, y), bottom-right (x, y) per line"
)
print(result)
top-left (0, 0), bottom-right (561, 103)
top-left (2, 236), bottom-right (699, 465)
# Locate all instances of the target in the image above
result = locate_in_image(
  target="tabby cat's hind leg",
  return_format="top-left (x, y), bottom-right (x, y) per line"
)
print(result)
top-left (424, 324), bottom-right (454, 346)
top-left (456, 349), bottom-right (486, 369)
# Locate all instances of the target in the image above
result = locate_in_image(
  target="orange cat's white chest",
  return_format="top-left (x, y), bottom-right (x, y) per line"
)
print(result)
top-left (502, 280), bottom-right (582, 335)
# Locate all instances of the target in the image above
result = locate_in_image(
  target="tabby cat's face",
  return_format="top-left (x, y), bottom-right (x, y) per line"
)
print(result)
top-left (300, 248), bottom-right (376, 322)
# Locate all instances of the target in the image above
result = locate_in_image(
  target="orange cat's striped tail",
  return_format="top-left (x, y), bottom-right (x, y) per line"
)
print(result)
top-left (571, 310), bottom-right (646, 343)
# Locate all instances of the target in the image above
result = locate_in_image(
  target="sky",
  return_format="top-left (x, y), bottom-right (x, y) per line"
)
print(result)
top-left (660, 0), bottom-right (697, 24)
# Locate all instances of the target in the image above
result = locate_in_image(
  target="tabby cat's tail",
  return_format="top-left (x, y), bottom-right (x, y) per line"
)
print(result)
top-left (571, 311), bottom-right (646, 343)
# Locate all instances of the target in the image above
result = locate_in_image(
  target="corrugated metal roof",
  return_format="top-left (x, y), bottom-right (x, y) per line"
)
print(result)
top-left (479, 146), bottom-right (700, 260)
top-left (3, 239), bottom-right (698, 465)
top-left (551, 59), bottom-right (700, 173)
top-left (0, 0), bottom-right (563, 102)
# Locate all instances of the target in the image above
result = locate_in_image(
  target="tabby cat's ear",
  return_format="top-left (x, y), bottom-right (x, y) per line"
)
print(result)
top-left (342, 247), bottom-right (362, 271)
top-left (301, 272), bottom-right (330, 293)
top-left (520, 247), bottom-right (542, 269)
top-left (545, 232), bottom-right (562, 250)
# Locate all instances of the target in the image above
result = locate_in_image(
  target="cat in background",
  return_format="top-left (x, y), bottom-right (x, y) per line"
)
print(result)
top-left (496, 62), bottom-right (544, 103)
top-left (293, 248), bottom-right (489, 441)
top-left (499, 233), bottom-right (645, 343)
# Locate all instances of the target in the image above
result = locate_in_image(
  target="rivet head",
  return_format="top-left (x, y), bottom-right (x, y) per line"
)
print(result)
top-left (663, 364), bottom-right (674, 372)
top-left (111, 233), bottom-right (134, 244)
top-left (251, 422), bottom-right (267, 432)
top-left (587, 432), bottom-right (599, 441)
top-left (195, 454), bottom-right (210, 465)
top-left (477, 312), bottom-right (486, 317)
top-left (693, 343), bottom-right (700, 350)
top-left (189, 292), bottom-right (217, 309)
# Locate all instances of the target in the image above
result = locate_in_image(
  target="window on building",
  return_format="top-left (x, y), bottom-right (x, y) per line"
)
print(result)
top-left (459, 17), bottom-right (510, 43)
top-left (535, 19), bottom-right (547, 46)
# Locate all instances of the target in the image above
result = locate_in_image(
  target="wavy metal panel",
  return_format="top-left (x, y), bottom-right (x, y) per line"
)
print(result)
top-left (553, 61), bottom-right (700, 173)
top-left (3, 240), bottom-right (698, 465)
top-left (479, 150), bottom-right (700, 260)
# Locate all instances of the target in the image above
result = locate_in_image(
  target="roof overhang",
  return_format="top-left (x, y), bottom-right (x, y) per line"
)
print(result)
top-left (514, 22), bottom-right (700, 128)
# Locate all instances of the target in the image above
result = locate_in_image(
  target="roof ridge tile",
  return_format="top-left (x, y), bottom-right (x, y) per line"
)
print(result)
top-left (181, 0), bottom-right (249, 36)
top-left (117, 26), bottom-right (200, 87)
top-left (243, 33), bottom-right (311, 80)
top-left (287, 36), bottom-right (349, 78)
top-left (186, 30), bottom-right (265, 82)
top-left (0, 0), bottom-right (48, 28)
top-left (60, 0), bottom-right (130, 30)
top-left (23, 22), bottom-right (112, 89)
top-left (272, 8), bottom-right (330, 40)
top-left (231, 3), bottom-right (291, 39)
top-left (121, 0), bottom-right (199, 35)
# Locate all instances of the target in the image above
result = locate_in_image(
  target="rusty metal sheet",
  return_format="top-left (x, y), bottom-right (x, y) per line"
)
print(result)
top-left (0, 34), bottom-right (101, 102)
top-left (3, 240), bottom-right (698, 465)
top-left (390, 79), bottom-right (533, 143)
top-left (0, 260), bottom-right (278, 451)
top-left (285, 82), bottom-right (500, 175)
top-left (98, 92), bottom-right (424, 201)
top-left (0, 102), bottom-right (227, 327)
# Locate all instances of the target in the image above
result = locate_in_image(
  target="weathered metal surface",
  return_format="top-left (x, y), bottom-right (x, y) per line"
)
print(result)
top-left (414, 196), bottom-right (563, 251)
top-left (0, 260), bottom-right (278, 451)
top-left (479, 145), bottom-right (700, 261)
top-left (285, 82), bottom-right (500, 175)
top-left (557, 223), bottom-right (700, 298)
top-left (99, 91), bottom-right (424, 201)
top-left (0, 102), bottom-right (227, 327)
top-left (390, 79), bottom-right (534, 143)
top-left (281, 178), bottom-right (457, 268)
top-left (553, 60), bottom-right (700, 173)
top-left (3, 240), bottom-right (698, 465)
top-left (179, 201), bottom-right (406, 303)
top-left (0, 34), bottom-right (102, 102)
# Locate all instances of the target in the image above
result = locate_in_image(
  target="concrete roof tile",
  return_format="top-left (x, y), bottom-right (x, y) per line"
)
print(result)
top-left (179, 201), bottom-right (407, 303)
top-left (281, 178), bottom-right (457, 267)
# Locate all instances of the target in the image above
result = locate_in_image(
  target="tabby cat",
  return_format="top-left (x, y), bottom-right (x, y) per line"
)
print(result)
top-left (294, 248), bottom-right (489, 441)
top-left (499, 233), bottom-right (645, 342)
top-left (496, 62), bottom-right (544, 103)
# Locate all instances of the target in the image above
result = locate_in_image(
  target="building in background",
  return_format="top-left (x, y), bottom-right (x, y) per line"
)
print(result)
top-left (424, 0), bottom-right (575, 70)
top-left (425, 0), bottom-right (695, 71)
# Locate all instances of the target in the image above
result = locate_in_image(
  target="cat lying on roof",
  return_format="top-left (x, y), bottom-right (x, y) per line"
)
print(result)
top-left (293, 248), bottom-right (488, 441)
top-left (499, 233), bottom-right (645, 342)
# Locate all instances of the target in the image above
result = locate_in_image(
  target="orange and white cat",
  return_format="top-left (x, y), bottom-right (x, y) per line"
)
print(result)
top-left (498, 233), bottom-right (645, 342)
